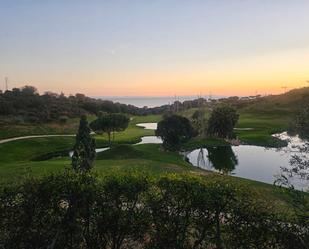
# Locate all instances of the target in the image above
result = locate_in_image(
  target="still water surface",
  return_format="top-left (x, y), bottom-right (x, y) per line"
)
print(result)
top-left (136, 123), bottom-right (158, 130)
top-left (186, 132), bottom-right (308, 189)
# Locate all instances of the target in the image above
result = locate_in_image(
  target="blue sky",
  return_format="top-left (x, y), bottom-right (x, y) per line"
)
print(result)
top-left (1, 0), bottom-right (309, 96)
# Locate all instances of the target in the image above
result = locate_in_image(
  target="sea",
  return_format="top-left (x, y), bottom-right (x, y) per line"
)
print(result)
top-left (95, 95), bottom-right (225, 108)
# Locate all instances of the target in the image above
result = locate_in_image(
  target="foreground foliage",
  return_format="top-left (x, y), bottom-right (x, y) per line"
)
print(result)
top-left (0, 172), bottom-right (307, 249)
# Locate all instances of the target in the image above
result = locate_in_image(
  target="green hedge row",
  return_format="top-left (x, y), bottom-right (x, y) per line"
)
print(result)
top-left (0, 172), bottom-right (307, 249)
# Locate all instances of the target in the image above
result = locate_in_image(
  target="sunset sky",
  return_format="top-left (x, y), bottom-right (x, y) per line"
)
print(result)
top-left (1, 0), bottom-right (309, 97)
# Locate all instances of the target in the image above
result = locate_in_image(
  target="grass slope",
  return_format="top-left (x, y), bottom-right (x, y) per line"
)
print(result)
top-left (0, 143), bottom-right (298, 213)
top-left (235, 112), bottom-right (290, 147)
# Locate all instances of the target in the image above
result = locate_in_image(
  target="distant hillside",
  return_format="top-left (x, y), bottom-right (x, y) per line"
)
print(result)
top-left (239, 87), bottom-right (309, 114)
top-left (1, 85), bottom-right (308, 124)
top-left (0, 86), bottom-right (151, 124)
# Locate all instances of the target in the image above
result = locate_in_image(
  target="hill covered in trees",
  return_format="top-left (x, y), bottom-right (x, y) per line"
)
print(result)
top-left (0, 86), bottom-right (144, 123)
top-left (1, 85), bottom-right (308, 124)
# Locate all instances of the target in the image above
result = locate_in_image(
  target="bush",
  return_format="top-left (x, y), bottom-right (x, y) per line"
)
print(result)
top-left (0, 172), bottom-right (307, 248)
top-left (58, 115), bottom-right (69, 124)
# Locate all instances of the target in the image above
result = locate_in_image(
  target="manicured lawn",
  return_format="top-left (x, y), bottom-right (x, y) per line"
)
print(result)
top-left (180, 108), bottom-right (291, 147)
top-left (0, 137), bottom-right (75, 163)
top-left (97, 144), bottom-right (189, 168)
top-left (235, 112), bottom-right (291, 147)
top-left (0, 144), bottom-right (193, 184)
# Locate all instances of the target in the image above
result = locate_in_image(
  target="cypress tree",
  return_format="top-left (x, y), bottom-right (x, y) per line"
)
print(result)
top-left (72, 115), bottom-right (96, 172)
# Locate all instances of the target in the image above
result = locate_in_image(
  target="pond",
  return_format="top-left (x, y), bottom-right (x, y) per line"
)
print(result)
top-left (186, 132), bottom-right (308, 190)
top-left (135, 122), bottom-right (162, 144)
top-left (136, 123), bottom-right (158, 130)
top-left (69, 123), bottom-right (162, 157)
top-left (136, 136), bottom-right (162, 145)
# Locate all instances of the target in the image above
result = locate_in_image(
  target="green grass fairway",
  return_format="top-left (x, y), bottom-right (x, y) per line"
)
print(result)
top-left (0, 137), bottom-right (75, 163)
top-left (0, 143), bottom-right (193, 184)
top-left (0, 142), bottom-right (299, 213)
top-left (180, 108), bottom-right (291, 147)
top-left (235, 112), bottom-right (291, 147)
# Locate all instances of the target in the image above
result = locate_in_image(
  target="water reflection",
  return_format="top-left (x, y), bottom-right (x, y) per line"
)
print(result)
top-left (195, 146), bottom-right (238, 174)
top-left (186, 132), bottom-right (309, 189)
top-left (207, 146), bottom-right (238, 174)
top-left (197, 148), bottom-right (207, 169)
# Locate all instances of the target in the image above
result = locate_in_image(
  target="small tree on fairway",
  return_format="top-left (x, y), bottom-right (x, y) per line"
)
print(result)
top-left (90, 113), bottom-right (129, 146)
top-left (156, 114), bottom-right (195, 151)
top-left (207, 106), bottom-right (239, 138)
top-left (72, 115), bottom-right (96, 172)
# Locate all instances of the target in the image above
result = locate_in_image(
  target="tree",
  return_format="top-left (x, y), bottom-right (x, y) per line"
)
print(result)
top-left (294, 106), bottom-right (309, 139)
top-left (156, 114), bottom-right (195, 151)
top-left (21, 85), bottom-right (38, 95)
top-left (72, 115), bottom-right (96, 172)
top-left (191, 109), bottom-right (207, 137)
top-left (90, 113), bottom-right (129, 146)
top-left (207, 106), bottom-right (239, 138)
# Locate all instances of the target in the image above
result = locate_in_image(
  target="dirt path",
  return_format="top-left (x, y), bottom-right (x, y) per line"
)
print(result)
top-left (0, 134), bottom-right (75, 144)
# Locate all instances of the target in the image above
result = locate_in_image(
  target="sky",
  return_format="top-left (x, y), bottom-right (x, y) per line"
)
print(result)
top-left (0, 0), bottom-right (309, 97)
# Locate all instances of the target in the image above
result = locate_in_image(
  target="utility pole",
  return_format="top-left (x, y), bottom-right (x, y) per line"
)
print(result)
top-left (197, 93), bottom-right (201, 108)
top-left (174, 94), bottom-right (177, 112)
top-left (281, 86), bottom-right (288, 93)
top-left (208, 91), bottom-right (212, 101)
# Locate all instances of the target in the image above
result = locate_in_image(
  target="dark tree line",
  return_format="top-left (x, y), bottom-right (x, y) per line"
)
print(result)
top-left (0, 85), bottom-right (265, 125)
top-left (0, 86), bottom-right (143, 123)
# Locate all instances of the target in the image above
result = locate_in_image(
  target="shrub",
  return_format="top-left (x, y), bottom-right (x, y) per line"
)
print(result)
top-left (0, 172), bottom-right (307, 248)
top-left (58, 115), bottom-right (69, 124)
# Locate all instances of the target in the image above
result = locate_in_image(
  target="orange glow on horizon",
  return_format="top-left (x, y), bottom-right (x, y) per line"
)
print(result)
top-left (8, 47), bottom-right (309, 97)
